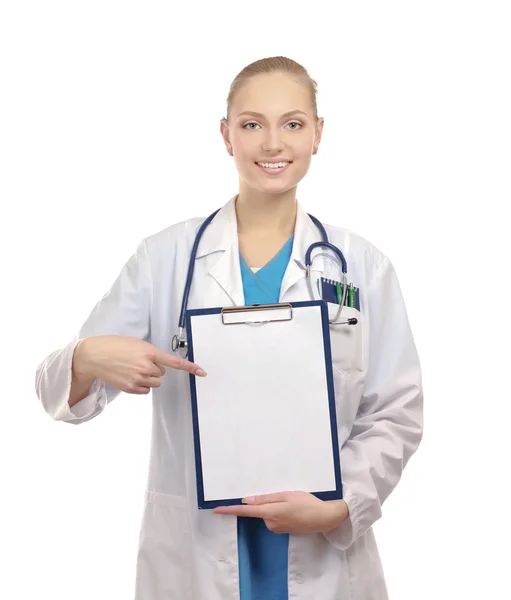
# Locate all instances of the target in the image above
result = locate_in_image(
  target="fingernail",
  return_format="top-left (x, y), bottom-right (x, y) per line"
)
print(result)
top-left (242, 497), bottom-right (255, 504)
top-left (195, 369), bottom-right (207, 377)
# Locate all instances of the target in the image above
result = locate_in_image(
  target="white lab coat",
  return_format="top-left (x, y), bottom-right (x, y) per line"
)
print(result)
top-left (36, 195), bottom-right (423, 600)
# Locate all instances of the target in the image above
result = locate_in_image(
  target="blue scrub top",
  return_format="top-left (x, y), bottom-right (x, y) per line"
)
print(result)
top-left (238, 235), bottom-right (294, 600)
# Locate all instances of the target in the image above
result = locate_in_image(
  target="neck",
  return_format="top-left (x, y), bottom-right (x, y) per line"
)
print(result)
top-left (235, 186), bottom-right (297, 238)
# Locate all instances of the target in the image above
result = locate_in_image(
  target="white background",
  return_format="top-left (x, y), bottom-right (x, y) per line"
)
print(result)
top-left (1, 1), bottom-right (510, 598)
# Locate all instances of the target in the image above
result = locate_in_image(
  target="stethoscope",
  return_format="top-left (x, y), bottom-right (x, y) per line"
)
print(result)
top-left (171, 209), bottom-right (357, 355)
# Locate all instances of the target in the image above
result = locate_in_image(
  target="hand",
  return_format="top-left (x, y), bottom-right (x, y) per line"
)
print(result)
top-left (74, 335), bottom-right (207, 394)
top-left (212, 491), bottom-right (349, 534)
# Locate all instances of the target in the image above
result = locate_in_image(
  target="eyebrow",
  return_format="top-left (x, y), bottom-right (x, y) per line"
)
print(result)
top-left (236, 110), bottom-right (308, 120)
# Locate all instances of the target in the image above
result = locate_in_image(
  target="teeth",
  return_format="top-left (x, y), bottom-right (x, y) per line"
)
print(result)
top-left (258, 162), bottom-right (289, 169)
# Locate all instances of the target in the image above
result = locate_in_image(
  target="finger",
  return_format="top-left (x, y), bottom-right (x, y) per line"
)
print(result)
top-left (143, 363), bottom-right (166, 378)
top-left (243, 492), bottom-right (291, 505)
top-left (129, 385), bottom-right (151, 395)
top-left (143, 376), bottom-right (162, 388)
top-left (127, 376), bottom-right (159, 395)
top-left (153, 349), bottom-right (207, 377)
top-left (212, 504), bottom-right (269, 518)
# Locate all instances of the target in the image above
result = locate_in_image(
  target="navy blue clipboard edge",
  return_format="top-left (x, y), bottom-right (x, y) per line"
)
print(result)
top-left (186, 300), bottom-right (342, 510)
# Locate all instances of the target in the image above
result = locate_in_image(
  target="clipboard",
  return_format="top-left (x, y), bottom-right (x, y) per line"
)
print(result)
top-left (185, 300), bottom-right (342, 509)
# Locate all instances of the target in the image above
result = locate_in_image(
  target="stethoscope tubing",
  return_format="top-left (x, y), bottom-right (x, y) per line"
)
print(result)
top-left (176, 209), bottom-right (349, 335)
top-left (177, 208), bottom-right (221, 332)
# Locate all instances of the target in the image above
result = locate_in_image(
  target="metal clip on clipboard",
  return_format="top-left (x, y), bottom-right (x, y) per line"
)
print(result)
top-left (221, 303), bottom-right (293, 325)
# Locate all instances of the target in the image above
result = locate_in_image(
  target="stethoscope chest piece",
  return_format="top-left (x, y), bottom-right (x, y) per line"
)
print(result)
top-left (171, 333), bottom-right (188, 357)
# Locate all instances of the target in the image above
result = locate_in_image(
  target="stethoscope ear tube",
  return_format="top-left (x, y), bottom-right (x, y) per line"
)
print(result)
top-left (330, 317), bottom-right (358, 326)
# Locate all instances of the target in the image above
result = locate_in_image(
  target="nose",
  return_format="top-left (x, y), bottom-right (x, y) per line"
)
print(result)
top-left (261, 127), bottom-right (285, 154)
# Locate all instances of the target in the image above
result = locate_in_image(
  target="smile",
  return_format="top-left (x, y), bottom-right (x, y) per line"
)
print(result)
top-left (256, 161), bottom-right (292, 174)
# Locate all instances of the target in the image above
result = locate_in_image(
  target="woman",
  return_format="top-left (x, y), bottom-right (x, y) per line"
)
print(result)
top-left (36, 56), bottom-right (423, 600)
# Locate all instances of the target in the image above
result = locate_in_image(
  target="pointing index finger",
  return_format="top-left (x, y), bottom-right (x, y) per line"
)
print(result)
top-left (153, 348), bottom-right (207, 377)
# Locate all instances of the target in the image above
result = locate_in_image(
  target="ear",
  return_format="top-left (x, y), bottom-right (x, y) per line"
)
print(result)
top-left (220, 118), bottom-right (233, 156)
top-left (313, 117), bottom-right (325, 154)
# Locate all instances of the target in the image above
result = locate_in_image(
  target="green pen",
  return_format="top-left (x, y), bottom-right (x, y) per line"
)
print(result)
top-left (336, 282), bottom-right (343, 305)
top-left (348, 283), bottom-right (355, 308)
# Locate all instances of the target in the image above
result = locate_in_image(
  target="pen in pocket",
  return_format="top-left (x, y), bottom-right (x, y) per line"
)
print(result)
top-left (336, 282), bottom-right (343, 305)
top-left (348, 283), bottom-right (355, 308)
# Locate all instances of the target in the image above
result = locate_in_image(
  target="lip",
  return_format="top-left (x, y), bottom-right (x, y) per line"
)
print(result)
top-left (255, 159), bottom-right (293, 164)
top-left (256, 161), bottom-right (292, 175)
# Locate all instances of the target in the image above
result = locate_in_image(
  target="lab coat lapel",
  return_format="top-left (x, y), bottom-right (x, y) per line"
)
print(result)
top-left (279, 201), bottom-right (325, 301)
top-left (196, 195), bottom-right (245, 307)
top-left (208, 245), bottom-right (245, 307)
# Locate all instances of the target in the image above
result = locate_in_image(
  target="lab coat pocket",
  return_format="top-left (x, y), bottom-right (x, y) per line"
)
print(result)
top-left (327, 304), bottom-right (364, 378)
top-left (134, 491), bottom-right (192, 600)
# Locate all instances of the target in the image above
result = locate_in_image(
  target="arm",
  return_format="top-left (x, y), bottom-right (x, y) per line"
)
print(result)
top-left (35, 239), bottom-right (152, 424)
top-left (323, 256), bottom-right (423, 550)
top-left (69, 339), bottom-right (97, 408)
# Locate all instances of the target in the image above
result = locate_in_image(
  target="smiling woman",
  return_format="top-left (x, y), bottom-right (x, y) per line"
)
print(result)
top-left (220, 66), bottom-right (322, 202)
top-left (35, 55), bottom-right (423, 600)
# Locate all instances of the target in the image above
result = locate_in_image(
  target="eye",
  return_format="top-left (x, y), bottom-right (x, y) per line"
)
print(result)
top-left (286, 121), bottom-right (302, 130)
top-left (243, 122), bottom-right (260, 130)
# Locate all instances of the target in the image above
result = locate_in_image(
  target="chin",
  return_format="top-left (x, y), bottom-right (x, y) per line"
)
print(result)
top-left (252, 181), bottom-right (299, 195)
top-left (248, 173), bottom-right (303, 192)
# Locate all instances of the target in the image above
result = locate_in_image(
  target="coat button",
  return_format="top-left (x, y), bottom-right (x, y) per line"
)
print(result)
top-left (295, 573), bottom-right (304, 584)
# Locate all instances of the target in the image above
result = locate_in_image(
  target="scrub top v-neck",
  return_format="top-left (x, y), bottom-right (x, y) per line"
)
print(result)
top-left (239, 235), bottom-right (294, 305)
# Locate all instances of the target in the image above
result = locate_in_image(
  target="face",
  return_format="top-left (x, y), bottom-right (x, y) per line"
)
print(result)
top-left (220, 73), bottom-right (324, 195)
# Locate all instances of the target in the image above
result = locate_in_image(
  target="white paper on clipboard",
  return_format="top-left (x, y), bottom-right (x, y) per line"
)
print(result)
top-left (186, 301), bottom-right (342, 509)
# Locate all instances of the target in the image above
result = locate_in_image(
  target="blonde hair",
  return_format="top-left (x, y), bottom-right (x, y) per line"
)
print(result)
top-left (225, 56), bottom-right (318, 122)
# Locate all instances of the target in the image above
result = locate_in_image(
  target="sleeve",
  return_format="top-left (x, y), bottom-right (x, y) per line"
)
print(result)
top-left (324, 256), bottom-right (423, 550)
top-left (35, 239), bottom-right (153, 425)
